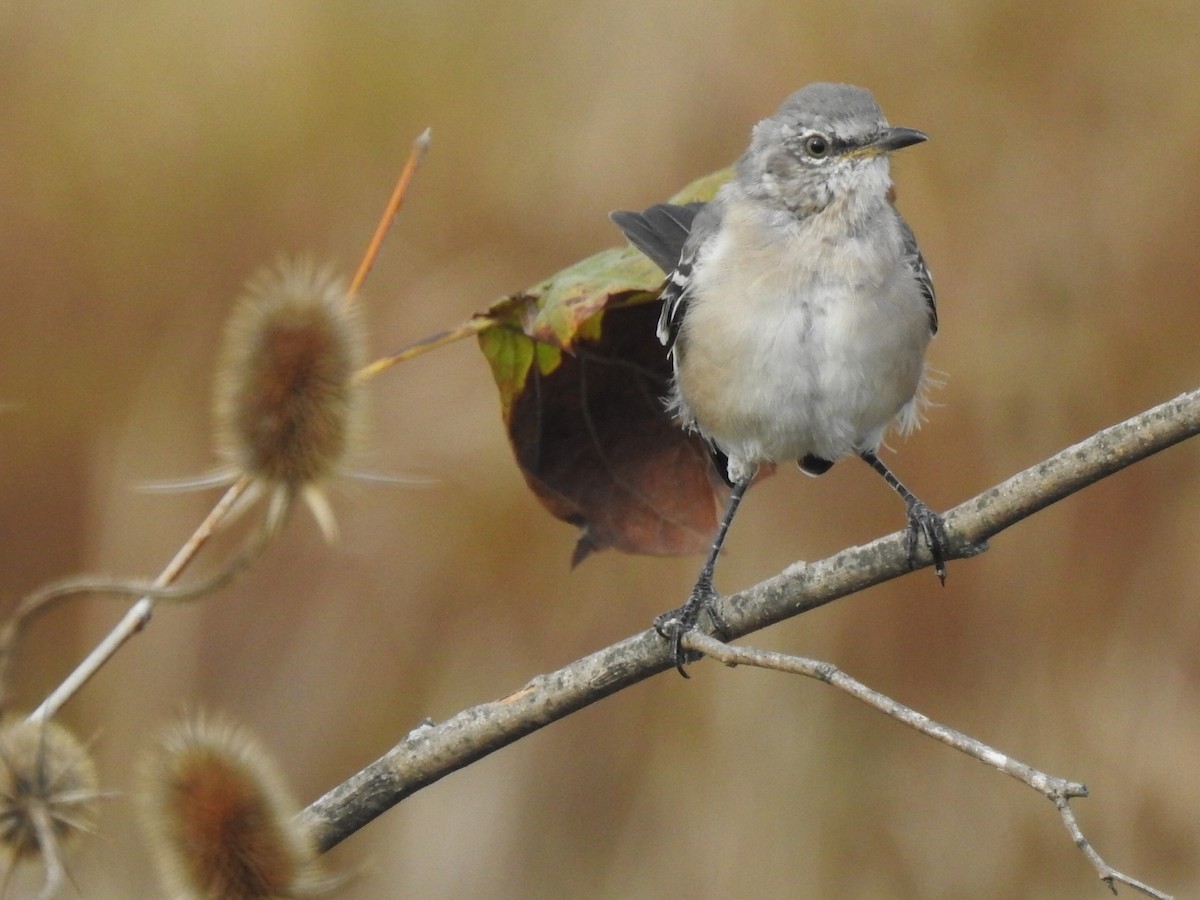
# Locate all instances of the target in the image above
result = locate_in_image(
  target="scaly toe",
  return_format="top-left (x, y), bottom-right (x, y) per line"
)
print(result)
top-left (655, 582), bottom-right (723, 676)
top-left (906, 500), bottom-right (950, 584)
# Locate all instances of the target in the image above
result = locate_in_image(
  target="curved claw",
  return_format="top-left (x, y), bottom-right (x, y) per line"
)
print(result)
top-left (905, 499), bottom-right (949, 584)
top-left (653, 582), bottom-right (728, 677)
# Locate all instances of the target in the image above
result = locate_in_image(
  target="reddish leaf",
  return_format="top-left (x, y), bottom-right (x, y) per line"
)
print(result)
top-left (519, 302), bottom-right (726, 563)
top-left (476, 170), bottom-right (734, 562)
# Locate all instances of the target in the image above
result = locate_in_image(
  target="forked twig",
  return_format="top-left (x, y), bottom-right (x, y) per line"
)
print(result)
top-left (682, 631), bottom-right (1173, 900)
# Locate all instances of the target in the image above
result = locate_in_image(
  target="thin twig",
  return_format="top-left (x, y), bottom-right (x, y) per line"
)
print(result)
top-left (26, 477), bottom-right (252, 723)
top-left (299, 387), bottom-right (1200, 859)
top-left (1051, 795), bottom-right (1174, 899)
top-left (346, 128), bottom-right (431, 303)
top-left (351, 314), bottom-right (494, 385)
top-left (682, 631), bottom-right (1172, 900)
top-left (681, 631), bottom-right (1087, 795)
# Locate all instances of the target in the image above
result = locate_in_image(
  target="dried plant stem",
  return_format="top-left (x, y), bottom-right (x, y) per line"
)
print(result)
top-left (27, 477), bottom-right (252, 723)
top-left (0, 522), bottom-right (269, 711)
top-left (30, 798), bottom-right (82, 900)
top-left (11, 131), bottom-right (434, 725)
top-left (28, 805), bottom-right (64, 900)
top-left (345, 128), bottom-right (431, 303)
top-left (352, 315), bottom-right (494, 385)
top-left (681, 631), bottom-right (1171, 900)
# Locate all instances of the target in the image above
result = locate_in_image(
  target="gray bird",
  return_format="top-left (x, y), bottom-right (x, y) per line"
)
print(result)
top-left (611, 82), bottom-right (949, 674)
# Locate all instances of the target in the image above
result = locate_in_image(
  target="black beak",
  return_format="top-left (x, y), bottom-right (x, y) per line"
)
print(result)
top-left (871, 126), bottom-right (928, 153)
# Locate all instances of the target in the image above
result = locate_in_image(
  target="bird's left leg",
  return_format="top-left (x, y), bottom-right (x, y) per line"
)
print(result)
top-left (655, 475), bottom-right (751, 676)
top-left (860, 449), bottom-right (949, 583)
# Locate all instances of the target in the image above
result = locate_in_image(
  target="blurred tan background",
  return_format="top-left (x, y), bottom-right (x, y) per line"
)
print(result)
top-left (2, 2), bottom-right (1199, 897)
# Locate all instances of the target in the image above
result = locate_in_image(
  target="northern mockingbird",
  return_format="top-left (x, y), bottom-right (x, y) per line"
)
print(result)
top-left (612, 82), bottom-right (949, 673)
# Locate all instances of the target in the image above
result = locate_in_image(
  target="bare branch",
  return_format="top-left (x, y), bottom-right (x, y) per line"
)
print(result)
top-left (681, 631), bottom-right (1086, 796)
top-left (717, 386), bottom-right (1200, 638)
top-left (299, 386), bottom-right (1200, 891)
top-left (1053, 796), bottom-right (1174, 900)
top-left (682, 631), bottom-right (1172, 900)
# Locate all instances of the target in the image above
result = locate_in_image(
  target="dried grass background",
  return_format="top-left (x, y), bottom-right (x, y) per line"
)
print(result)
top-left (2, 2), bottom-right (1199, 897)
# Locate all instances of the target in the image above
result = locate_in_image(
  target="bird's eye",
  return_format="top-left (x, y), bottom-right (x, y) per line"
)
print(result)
top-left (804, 134), bottom-right (830, 158)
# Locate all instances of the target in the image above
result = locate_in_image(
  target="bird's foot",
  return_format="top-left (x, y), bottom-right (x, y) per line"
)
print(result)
top-left (654, 581), bottom-right (729, 678)
top-left (905, 499), bottom-right (950, 584)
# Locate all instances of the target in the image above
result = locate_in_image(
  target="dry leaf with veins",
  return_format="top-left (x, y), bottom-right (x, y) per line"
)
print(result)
top-left (476, 169), bottom-right (737, 563)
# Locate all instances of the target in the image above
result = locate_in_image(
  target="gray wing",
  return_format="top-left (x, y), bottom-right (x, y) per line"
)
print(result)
top-left (899, 217), bottom-right (937, 335)
top-left (611, 200), bottom-right (726, 353)
top-left (609, 202), bottom-right (702, 274)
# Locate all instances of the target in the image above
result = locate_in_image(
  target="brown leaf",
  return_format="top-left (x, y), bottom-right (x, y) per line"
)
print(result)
top-left (517, 301), bottom-right (728, 563)
top-left (474, 169), bottom-right (737, 563)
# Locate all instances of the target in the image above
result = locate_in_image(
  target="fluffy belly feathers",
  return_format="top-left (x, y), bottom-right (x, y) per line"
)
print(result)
top-left (673, 221), bottom-right (930, 473)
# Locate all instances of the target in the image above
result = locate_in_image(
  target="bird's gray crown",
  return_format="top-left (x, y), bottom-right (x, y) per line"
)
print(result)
top-left (732, 82), bottom-right (906, 217)
top-left (774, 82), bottom-right (887, 141)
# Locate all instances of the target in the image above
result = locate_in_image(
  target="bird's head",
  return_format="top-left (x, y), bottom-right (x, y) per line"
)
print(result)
top-left (737, 82), bottom-right (926, 218)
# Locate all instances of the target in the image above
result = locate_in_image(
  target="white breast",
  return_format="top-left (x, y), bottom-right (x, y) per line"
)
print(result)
top-left (672, 197), bottom-right (932, 483)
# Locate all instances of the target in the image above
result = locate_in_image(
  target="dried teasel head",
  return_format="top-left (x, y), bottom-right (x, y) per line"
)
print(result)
top-left (213, 260), bottom-right (367, 538)
top-left (0, 716), bottom-right (100, 887)
top-left (138, 713), bottom-right (333, 899)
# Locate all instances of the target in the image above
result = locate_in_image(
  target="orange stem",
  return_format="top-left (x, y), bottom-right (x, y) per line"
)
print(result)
top-left (345, 128), bottom-right (432, 304)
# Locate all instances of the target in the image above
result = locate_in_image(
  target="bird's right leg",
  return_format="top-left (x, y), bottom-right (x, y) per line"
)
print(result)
top-left (859, 449), bottom-right (950, 582)
top-left (655, 474), bottom-right (751, 677)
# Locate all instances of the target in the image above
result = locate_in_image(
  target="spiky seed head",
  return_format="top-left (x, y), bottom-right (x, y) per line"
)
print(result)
top-left (138, 713), bottom-right (330, 899)
top-left (214, 260), bottom-right (366, 531)
top-left (0, 715), bottom-right (99, 862)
